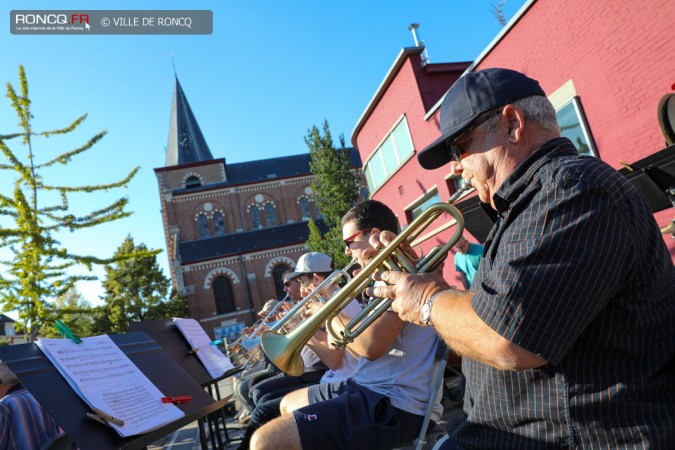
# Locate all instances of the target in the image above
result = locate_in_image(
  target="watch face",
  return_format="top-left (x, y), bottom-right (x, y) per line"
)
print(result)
top-left (421, 303), bottom-right (431, 322)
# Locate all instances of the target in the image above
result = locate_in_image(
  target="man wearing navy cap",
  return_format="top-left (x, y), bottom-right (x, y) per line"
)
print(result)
top-left (370, 68), bottom-right (675, 448)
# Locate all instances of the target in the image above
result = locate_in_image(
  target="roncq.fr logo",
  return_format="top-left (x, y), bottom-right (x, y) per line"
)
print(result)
top-left (14, 13), bottom-right (90, 26)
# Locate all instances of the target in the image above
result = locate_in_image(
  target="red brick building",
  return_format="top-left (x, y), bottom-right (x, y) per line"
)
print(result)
top-left (352, 0), bottom-right (675, 289)
top-left (155, 78), bottom-right (365, 338)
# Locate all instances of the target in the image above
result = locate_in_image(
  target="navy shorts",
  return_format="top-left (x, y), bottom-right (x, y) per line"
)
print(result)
top-left (293, 380), bottom-right (423, 450)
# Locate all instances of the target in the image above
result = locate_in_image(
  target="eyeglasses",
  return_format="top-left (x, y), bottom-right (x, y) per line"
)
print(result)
top-left (446, 108), bottom-right (504, 162)
top-left (343, 228), bottom-right (372, 247)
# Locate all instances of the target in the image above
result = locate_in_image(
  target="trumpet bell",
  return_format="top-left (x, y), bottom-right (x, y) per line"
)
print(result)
top-left (260, 332), bottom-right (305, 376)
top-left (661, 220), bottom-right (675, 235)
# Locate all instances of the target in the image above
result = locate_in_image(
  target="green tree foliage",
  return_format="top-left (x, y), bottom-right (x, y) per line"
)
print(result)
top-left (0, 66), bottom-right (140, 341)
top-left (97, 236), bottom-right (188, 334)
top-left (40, 288), bottom-right (95, 339)
top-left (305, 120), bottom-right (359, 267)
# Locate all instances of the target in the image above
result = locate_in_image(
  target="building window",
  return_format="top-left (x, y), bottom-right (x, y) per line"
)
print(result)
top-left (213, 276), bottom-right (236, 315)
top-left (272, 264), bottom-right (291, 300)
top-left (185, 175), bottom-right (202, 189)
top-left (408, 190), bottom-right (441, 221)
top-left (197, 213), bottom-right (210, 239)
top-left (213, 211), bottom-right (226, 236)
top-left (556, 98), bottom-right (596, 157)
top-left (363, 116), bottom-right (415, 193)
top-left (263, 202), bottom-right (277, 227)
top-left (298, 196), bottom-right (315, 221)
top-left (249, 205), bottom-right (262, 229)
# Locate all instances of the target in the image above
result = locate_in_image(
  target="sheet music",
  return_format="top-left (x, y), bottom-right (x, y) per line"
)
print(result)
top-left (173, 318), bottom-right (235, 378)
top-left (36, 335), bottom-right (184, 437)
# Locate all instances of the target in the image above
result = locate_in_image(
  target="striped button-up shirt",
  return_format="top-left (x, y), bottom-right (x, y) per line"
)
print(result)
top-left (452, 138), bottom-right (675, 449)
top-left (0, 385), bottom-right (60, 450)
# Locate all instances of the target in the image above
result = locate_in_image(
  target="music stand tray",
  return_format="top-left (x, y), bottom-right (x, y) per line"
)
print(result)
top-left (454, 195), bottom-right (498, 244)
top-left (130, 319), bottom-right (242, 387)
top-left (619, 144), bottom-right (675, 213)
top-left (0, 332), bottom-right (227, 450)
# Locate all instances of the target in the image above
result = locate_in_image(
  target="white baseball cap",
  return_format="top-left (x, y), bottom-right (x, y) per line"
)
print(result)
top-left (287, 252), bottom-right (333, 280)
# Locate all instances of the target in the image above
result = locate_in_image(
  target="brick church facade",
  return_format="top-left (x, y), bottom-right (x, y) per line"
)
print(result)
top-left (155, 78), bottom-right (365, 338)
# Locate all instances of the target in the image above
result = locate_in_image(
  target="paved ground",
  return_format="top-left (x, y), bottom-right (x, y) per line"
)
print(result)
top-left (148, 371), bottom-right (465, 450)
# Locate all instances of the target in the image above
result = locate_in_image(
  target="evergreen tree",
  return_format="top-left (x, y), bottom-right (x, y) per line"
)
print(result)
top-left (305, 120), bottom-right (359, 267)
top-left (40, 288), bottom-right (95, 339)
top-left (0, 66), bottom-right (140, 341)
top-left (98, 236), bottom-right (185, 333)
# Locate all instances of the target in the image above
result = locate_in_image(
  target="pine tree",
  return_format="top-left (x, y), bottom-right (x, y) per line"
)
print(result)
top-left (40, 288), bottom-right (95, 339)
top-left (98, 236), bottom-right (186, 333)
top-left (305, 120), bottom-right (359, 267)
top-left (0, 66), bottom-right (140, 341)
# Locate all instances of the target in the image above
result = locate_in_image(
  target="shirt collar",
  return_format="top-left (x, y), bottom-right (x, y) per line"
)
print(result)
top-left (492, 137), bottom-right (578, 212)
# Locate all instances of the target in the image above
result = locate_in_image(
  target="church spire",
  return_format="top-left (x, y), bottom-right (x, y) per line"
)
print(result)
top-left (165, 76), bottom-right (214, 166)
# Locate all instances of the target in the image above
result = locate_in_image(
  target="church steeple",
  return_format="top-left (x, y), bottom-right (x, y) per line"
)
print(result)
top-left (165, 77), bottom-right (214, 166)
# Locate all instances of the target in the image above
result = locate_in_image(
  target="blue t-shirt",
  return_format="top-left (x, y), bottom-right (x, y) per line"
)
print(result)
top-left (454, 243), bottom-right (483, 288)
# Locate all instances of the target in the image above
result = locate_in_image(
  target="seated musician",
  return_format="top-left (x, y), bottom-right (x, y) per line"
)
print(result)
top-left (237, 253), bottom-right (338, 449)
top-left (0, 361), bottom-right (60, 450)
top-left (250, 200), bottom-right (444, 450)
top-left (368, 68), bottom-right (675, 448)
top-left (278, 252), bottom-right (362, 413)
top-left (233, 272), bottom-right (302, 424)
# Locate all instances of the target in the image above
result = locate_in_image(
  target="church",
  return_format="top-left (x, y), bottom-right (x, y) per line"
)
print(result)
top-left (154, 78), bottom-right (366, 338)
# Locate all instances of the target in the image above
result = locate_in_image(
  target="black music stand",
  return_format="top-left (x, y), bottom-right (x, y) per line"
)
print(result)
top-left (130, 320), bottom-right (243, 448)
top-left (618, 144), bottom-right (675, 213)
top-left (454, 194), bottom-right (498, 244)
top-left (0, 332), bottom-right (228, 450)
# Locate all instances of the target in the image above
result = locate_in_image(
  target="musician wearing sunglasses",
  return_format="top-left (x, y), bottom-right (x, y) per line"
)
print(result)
top-left (367, 68), bottom-right (675, 449)
top-left (233, 271), bottom-right (304, 430)
top-left (251, 200), bottom-right (444, 450)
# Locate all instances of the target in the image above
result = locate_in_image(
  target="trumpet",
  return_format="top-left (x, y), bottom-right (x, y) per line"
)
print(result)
top-left (261, 182), bottom-right (472, 376)
top-left (239, 295), bottom-right (290, 352)
top-left (268, 260), bottom-right (357, 335)
top-left (228, 295), bottom-right (288, 350)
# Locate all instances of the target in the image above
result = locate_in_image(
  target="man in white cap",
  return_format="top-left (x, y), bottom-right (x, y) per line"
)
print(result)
top-left (0, 361), bottom-right (60, 450)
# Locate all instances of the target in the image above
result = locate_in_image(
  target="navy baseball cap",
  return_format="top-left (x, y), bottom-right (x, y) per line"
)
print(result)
top-left (417, 68), bottom-right (546, 170)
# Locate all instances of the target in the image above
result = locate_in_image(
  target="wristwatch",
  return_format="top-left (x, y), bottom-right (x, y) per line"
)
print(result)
top-left (421, 291), bottom-right (444, 326)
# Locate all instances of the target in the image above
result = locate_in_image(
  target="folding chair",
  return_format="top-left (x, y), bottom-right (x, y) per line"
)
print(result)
top-left (40, 433), bottom-right (75, 450)
top-left (412, 341), bottom-right (451, 450)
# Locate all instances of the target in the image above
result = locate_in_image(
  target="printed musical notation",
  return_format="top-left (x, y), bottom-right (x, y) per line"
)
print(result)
top-left (36, 335), bottom-right (184, 437)
top-left (173, 318), bottom-right (235, 378)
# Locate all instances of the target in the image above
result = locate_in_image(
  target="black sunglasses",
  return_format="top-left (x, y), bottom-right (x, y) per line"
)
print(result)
top-left (446, 108), bottom-right (504, 162)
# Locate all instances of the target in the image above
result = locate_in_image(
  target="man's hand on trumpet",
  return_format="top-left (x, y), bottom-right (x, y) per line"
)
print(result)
top-left (364, 229), bottom-right (452, 326)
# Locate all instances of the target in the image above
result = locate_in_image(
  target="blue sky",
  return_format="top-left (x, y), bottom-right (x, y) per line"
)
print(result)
top-left (0, 0), bottom-right (526, 309)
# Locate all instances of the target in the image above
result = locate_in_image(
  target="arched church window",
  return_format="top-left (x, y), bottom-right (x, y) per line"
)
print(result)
top-left (249, 205), bottom-right (262, 230)
top-left (272, 264), bottom-right (291, 299)
top-left (197, 213), bottom-right (210, 239)
top-left (264, 202), bottom-right (277, 227)
top-left (185, 175), bottom-right (202, 189)
top-left (299, 197), bottom-right (313, 221)
top-left (213, 276), bottom-right (236, 314)
top-left (213, 211), bottom-right (226, 236)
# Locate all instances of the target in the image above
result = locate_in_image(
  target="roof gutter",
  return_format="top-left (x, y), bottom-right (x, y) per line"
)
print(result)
top-left (350, 47), bottom-right (424, 147)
